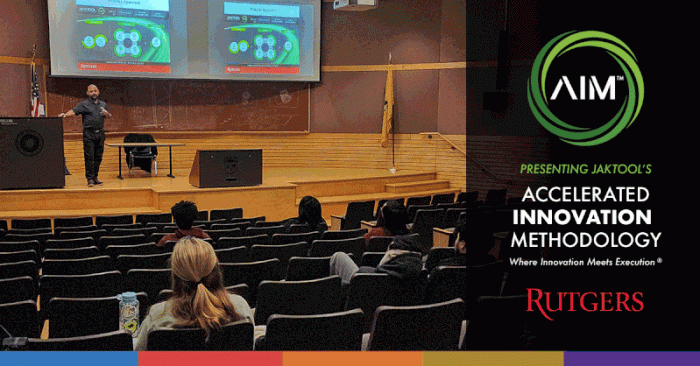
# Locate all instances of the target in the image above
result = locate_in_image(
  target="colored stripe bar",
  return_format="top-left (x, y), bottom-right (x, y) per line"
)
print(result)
top-left (139, 351), bottom-right (282, 366)
top-left (566, 352), bottom-right (700, 363)
top-left (0, 352), bottom-right (137, 366)
top-left (284, 351), bottom-right (422, 366)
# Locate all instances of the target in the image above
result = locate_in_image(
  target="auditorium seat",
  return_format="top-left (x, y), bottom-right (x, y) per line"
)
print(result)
top-left (0, 260), bottom-right (38, 288)
top-left (344, 272), bottom-right (392, 332)
top-left (320, 228), bottom-right (367, 241)
top-left (207, 228), bottom-right (243, 247)
top-left (270, 231), bottom-right (319, 246)
top-left (367, 298), bottom-right (464, 350)
top-left (0, 249), bottom-right (38, 265)
top-left (254, 220), bottom-right (287, 227)
top-left (42, 256), bottom-right (115, 276)
top-left (431, 193), bottom-right (455, 205)
top-left (287, 224), bottom-right (312, 234)
top-left (405, 196), bottom-right (431, 208)
top-left (59, 229), bottom-right (106, 242)
top-left (4, 233), bottom-right (53, 253)
top-left (219, 259), bottom-right (282, 307)
top-left (22, 330), bottom-right (134, 351)
top-left (409, 208), bottom-right (444, 255)
top-left (359, 252), bottom-right (385, 268)
top-left (39, 270), bottom-right (124, 317)
top-left (47, 293), bottom-right (148, 338)
top-left (456, 191), bottom-right (478, 203)
top-left (366, 236), bottom-right (393, 252)
top-left (285, 256), bottom-right (331, 281)
top-left (125, 268), bottom-right (171, 309)
top-left (98, 234), bottom-right (149, 252)
top-left (135, 213), bottom-right (172, 226)
top-left (424, 247), bottom-right (456, 273)
top-left (116, 252), bottom-right (172, 275)
top-left (215, 246), bottom-right (250, 264)
top-left (54, 216), bottom-right (94, 229)
top-left (211, 222), bottom-right (252, 232)
top-left (193, 219), bottom-right (227, 230)
top-left (332, 201), bottom-right (375, 231)
top-left (0, 276), bottom-right (36, 304)
top-left (441, 208), bottom-right (466, 229)
top-left (232, 216), bottom-right (265, 225)
top-left (156, 284), bottom-right (250, 306)
top-left (218, 234), bottom-right (267, 249)
top-left (251, 242), bottom-right (310, 279)
top-left (43, 246), bottom-right (99, 260)
top-left (6, 227), bottom-right (52, 235)
top-left (196, 210), bottom-right (209, 221)
top-left (100, 223), bottom-right (142, 234)
top-left (95, 215), bottom-right (134, 227)
top-left (255, 309), bottom-right (364, 351)
top-left (105, 243), bottom-right (160, 259)
top-left (484, 188), bottom-right (507, 206)
top-left (0, 300), bottom-right (41, 338)
top-left (147, 320), bottom-right (253, 351)
top-left (54, 225), bottom-right (98, 237)
top-left (245, 226), bottom-right (286, 244)
top-left (309, 237), bottom-right (365, 261)
top-left (10, 218), bottom-right (51, 230)
top-left (209, 208), bottom-right (244, 222)
top-left (112, 227), bottom-right (158, 238)
top-left (254, 276), bottom-right (343, 326)
top-left (406, 204), bottom-right (433, 223)
top-left (0, 240), bottom-right (41, 255)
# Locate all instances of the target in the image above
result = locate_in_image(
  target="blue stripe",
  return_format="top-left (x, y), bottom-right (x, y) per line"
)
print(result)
top-left (0, 352), bottom-right (138, 366)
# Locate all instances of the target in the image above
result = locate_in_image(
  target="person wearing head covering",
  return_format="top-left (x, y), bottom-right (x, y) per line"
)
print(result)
top-left (282, 195), bottom-right (328, 234)
top-left (133, 237), bottom-right (253, 350)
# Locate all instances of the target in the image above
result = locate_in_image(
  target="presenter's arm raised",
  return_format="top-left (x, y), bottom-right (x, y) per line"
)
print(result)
top-left (100, 107), bottom-right (112, 118)
top-left (58, 110), bottom-right (75, 118)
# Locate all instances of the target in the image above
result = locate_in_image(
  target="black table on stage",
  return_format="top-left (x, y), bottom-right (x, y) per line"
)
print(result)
top-left (105, 142), bottom-right (186, 179)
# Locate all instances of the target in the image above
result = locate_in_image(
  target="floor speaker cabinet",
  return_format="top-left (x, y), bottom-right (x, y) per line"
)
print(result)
top-left (0, 117), bottom-right (65, 190)
top-left (189, 149), bottom-right (262, 188)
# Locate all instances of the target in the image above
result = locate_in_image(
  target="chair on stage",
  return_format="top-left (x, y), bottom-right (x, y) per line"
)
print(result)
top-left (123, 133), bottom-right (158, 176)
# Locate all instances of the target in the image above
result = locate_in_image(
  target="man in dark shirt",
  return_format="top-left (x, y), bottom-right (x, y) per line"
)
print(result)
top-left (157, 200), bottom-right (211, 247)
top-left (58, 84), bottom-right (112, 187)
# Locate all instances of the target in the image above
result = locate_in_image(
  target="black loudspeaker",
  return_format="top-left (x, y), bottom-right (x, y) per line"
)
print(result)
top-left (496, 30), bottom-right (510, 90)
top-left (189, 149), bottom-right (262, 188)
top-left (0, 118), bottom-right (65, 190)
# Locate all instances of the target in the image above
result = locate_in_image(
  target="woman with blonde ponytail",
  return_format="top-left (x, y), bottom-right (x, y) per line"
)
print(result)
top-left (134, 237), bottom-right (253, 350)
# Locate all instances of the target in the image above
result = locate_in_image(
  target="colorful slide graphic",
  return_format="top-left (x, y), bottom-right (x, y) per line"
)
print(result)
top-left (75, 0), bottom-right (171, 74)
top-left (220, 2), bottom-right (301, 75)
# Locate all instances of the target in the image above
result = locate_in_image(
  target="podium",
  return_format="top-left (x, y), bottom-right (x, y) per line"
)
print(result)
top-left (189, 149), bottom-right (262, 188)
top-left (0, 117), bottom-right (65, 189)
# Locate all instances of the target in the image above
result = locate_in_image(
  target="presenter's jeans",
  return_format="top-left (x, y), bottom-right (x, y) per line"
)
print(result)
top-left (83, 130), bottom-right (105, 181)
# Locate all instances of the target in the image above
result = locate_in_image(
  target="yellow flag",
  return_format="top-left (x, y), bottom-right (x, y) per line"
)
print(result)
top-left (381, 66), bottom-right (394, 148)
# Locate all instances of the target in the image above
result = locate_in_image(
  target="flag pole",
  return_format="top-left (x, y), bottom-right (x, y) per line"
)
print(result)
top-left (389, 53), bottom-right (396, 174)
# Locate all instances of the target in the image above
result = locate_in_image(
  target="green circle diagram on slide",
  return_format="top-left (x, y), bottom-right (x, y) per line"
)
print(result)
top-left (79, 17), bottom-right (170, 63)
top-left (225, 24), bottom-right (299, 65)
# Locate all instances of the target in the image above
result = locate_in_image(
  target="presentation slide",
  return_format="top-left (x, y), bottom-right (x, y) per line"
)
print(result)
top-left (74, 0), bottom-right (171, 73)
top-left (48, 0), bottom-right (320, 81)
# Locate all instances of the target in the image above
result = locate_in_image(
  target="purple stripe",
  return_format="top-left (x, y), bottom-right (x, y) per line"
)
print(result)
top-left (566, 352), bottom-right (700, 363)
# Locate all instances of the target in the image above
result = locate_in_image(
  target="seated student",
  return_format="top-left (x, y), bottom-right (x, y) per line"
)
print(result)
top-left (330, 233), bottom-right (422, 286)
top-left (435, 217), bottom-right (495, 270)
top-left (134, 237), bottom-right (253, 350)
top-left (157, 200), bottom-right (211, 247)
top-left (364, 200), bottom-right (409, 243)
top-left (282, 196), bottom-right (328, 234)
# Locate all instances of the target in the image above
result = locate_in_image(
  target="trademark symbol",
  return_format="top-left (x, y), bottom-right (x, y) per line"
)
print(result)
top-left (617, 75), bottom-right (624, 81)
top-left (657, 257), bottom-right (662, 263)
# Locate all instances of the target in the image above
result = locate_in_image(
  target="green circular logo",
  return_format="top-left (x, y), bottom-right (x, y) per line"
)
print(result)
top-left (527, 31), bottom-right (644, 146)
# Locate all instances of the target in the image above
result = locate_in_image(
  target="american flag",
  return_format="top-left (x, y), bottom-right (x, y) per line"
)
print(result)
top-left (30, 62), bottom-right (42, 117)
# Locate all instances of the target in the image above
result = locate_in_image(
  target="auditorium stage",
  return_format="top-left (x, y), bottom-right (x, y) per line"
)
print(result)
top-left (0, 167), bottom-right (459, 226)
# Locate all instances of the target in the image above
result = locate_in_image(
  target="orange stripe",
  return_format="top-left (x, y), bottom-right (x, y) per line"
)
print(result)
top-left (284, 352), bottom-right (422, 366)
top-left (138, 351), bottom-right (283, 366)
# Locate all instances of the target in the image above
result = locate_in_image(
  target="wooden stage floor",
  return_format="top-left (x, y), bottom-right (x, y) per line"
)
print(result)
top-left (1, 167), bottom-right (450, 224)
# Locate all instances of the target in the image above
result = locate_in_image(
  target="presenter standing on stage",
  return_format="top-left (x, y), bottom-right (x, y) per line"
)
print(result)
top-left (58, 84), bottom-right (112, 187)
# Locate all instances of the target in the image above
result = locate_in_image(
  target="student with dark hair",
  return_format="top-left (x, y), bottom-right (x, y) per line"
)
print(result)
top-left (134, 237), bottom-right (253, 350)
top-left (156, 200), bottom-right (211, 247)
top-left (283, 195), bottom-right (328, 233)
top-left (436, 216), bottom-right (495, 269)
top-left (364, 200), bottom-right (409, 242)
